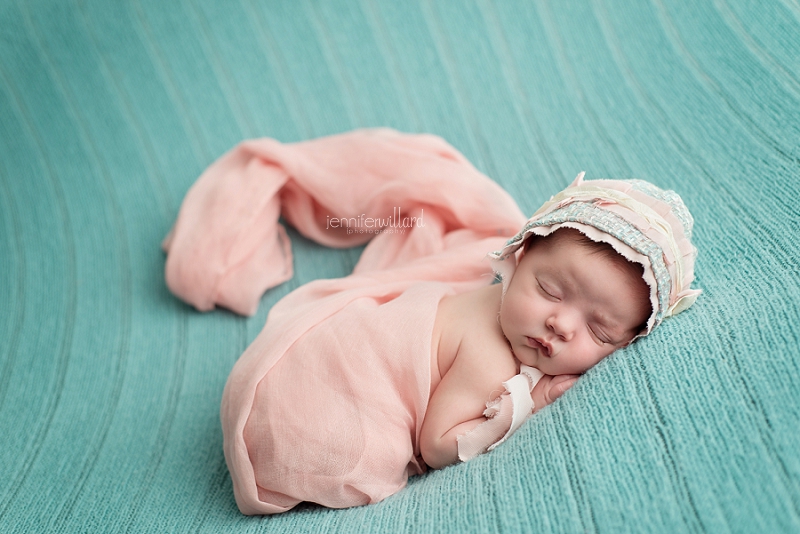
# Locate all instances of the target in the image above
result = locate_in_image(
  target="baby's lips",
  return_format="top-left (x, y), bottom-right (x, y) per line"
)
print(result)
top-left (527, 336), bottom-right (551, 357)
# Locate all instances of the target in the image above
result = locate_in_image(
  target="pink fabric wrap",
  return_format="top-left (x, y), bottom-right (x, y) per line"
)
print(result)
top-left (162, 129), bottom-right (526, 514)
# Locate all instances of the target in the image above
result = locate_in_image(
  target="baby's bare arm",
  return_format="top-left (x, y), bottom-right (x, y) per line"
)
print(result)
top-left (531, 373), bottom-right (580, 412)
top-left (421, 370), bottom-right (579, 469)
top-left (419, 362), bottom-right (489, 469)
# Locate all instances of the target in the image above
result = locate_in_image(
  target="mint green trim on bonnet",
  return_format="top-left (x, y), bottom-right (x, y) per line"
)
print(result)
top-left (490, 172), bottom-right (701, 336)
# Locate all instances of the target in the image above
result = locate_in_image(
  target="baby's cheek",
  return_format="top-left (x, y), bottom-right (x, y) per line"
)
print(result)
top-left (580, 343), bottom-right (610, 372)
top-left (595, 346), bottom-right (617, 366)
top-left (502, 294), bottom-right (527, 327)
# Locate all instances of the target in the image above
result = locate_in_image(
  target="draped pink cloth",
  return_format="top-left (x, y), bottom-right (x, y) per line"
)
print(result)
top-left (161, 129), bottom-right (526, 514)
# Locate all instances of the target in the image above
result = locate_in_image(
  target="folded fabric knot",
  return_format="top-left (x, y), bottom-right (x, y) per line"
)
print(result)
top-left (592, 199), bottom-right (616, 208)
top-left (555, 197), bottom-right (575, 210)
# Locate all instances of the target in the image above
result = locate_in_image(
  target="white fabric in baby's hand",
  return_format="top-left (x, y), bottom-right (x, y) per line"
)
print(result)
top-left (457, 365), bottom-right (543, 461)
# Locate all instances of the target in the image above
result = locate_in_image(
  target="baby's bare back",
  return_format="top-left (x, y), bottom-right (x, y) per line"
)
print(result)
top-left (421, 284), bottom-right (519, 467)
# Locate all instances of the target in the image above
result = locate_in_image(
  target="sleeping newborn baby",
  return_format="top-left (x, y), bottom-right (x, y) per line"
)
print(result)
top-left (423, 226), bottom-right (650, 468)
top-left (423, 176), bottom-right (701, 467)
top-left (161, 129), bottom-right (700, 514)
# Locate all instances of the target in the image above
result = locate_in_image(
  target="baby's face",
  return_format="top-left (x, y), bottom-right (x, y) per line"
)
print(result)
top-left (500, 237), bottom-right (650, 375)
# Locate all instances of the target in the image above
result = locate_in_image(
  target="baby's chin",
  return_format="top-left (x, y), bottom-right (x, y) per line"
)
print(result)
top-left (543, 352), bottom-right (616, 376)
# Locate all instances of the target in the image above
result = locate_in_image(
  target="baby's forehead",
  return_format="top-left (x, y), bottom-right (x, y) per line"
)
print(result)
top-left (532, 233), bottom-right (643, 279)
top-left (527, 243), bottom-right (647, 322)
top-left (525, 233), bottom-right (601, 263)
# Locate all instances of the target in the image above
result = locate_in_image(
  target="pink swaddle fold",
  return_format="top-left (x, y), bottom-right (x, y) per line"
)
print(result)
top-left (162, 129), bottom-right (527, 514)
top-left (162, 128), bottom-right (524, 316)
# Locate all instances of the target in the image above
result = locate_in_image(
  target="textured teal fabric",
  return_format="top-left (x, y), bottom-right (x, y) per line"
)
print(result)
top-left (1, 0), bottom-right (798, 532)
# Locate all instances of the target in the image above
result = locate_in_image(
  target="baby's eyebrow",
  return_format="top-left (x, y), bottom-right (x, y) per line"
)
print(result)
top-left (593, 311), bottom-right (613, 326)
top-left (544, 269), bottom-right (574, 293)
top-left (591, 311), bottom-right (623, 335)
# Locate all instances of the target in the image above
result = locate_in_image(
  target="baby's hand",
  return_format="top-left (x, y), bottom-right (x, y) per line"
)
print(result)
top-left (531, 373), bottom-right (579, 413)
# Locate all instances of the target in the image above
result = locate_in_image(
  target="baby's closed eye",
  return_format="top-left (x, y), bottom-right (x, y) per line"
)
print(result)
top-left (537, 279), bottom-right (560, 300)
top-left (588, 324), bottom-right (614, 345)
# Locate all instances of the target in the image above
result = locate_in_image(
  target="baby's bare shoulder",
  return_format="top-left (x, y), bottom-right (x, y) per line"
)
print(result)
top-left (434, 285), bottom-right (518, 397)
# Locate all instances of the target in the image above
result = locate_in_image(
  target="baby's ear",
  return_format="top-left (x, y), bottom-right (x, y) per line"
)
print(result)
top-left (520, 236), bottom-right (534, 256)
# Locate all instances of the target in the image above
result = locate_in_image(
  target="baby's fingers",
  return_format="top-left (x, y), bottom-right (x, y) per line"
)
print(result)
top-left (547, 375), bottom-right (580, 402)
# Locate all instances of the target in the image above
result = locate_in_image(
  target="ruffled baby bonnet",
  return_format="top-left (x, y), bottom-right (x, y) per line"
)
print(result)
top-left (489, 172), bottom-right (701, 336)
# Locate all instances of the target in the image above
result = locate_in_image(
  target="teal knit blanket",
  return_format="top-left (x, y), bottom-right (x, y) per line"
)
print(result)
top-left (1, 0), bottom-right (798, 532)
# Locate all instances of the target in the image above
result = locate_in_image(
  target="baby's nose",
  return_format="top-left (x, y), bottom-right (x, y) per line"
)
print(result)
top-left (546, 312), bottom-right (575, 341)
